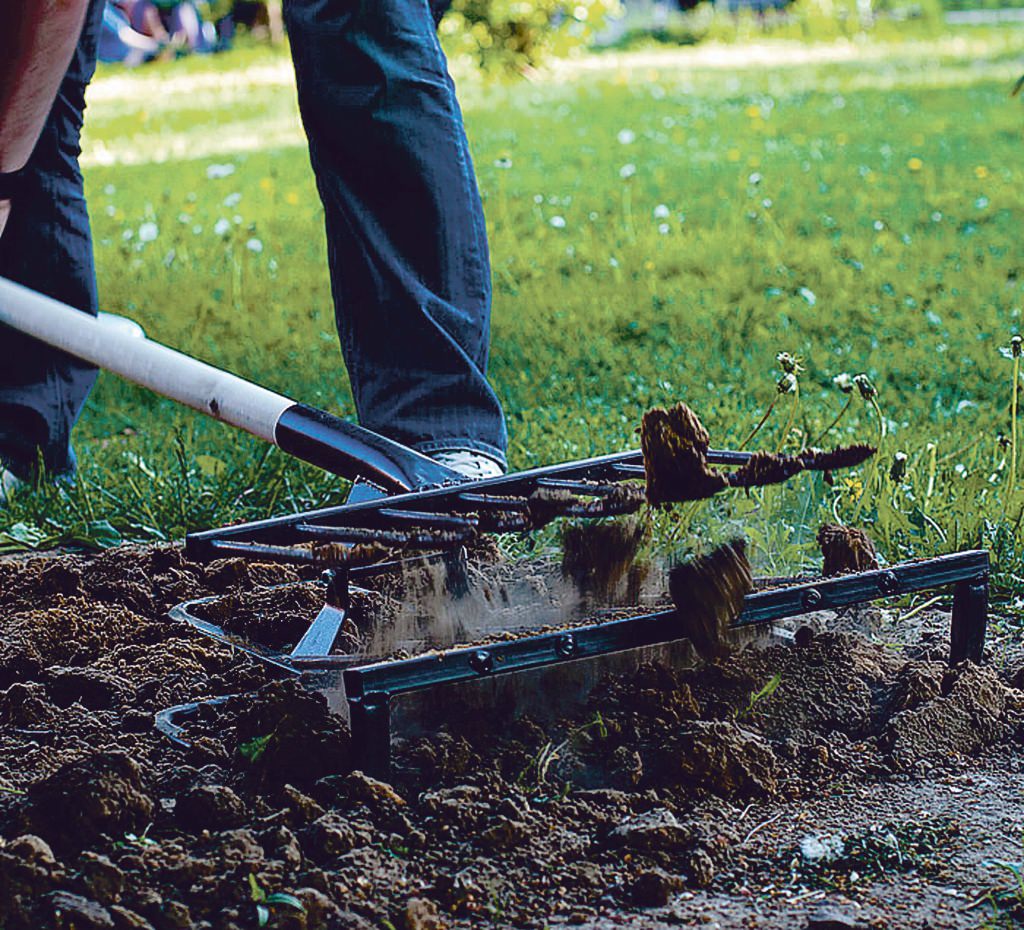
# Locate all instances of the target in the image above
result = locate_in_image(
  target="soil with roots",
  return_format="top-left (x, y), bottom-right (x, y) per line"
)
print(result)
top-left (2, 544), bottom-right (1024, 930)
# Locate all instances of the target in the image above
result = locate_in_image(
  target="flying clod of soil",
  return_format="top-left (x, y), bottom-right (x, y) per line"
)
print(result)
top-left (667, 539), bottom-right (754, 660)
top-left (818, 523), bottom-right (880, 576)
top-left (640, 401), bottom-right (875, 506)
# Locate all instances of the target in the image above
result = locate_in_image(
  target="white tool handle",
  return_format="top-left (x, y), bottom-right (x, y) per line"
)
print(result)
top-left (0, 275), bottom-right (292, 442)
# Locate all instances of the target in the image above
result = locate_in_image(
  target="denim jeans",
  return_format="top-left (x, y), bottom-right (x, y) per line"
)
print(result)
top-left (0, 0), bottom-right (507, 478)
top-left (0, 0), bottom-right (105, 477)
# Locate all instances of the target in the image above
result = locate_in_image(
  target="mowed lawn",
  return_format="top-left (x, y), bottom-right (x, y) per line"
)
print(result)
top-left (4, 31), bottom-right (1024, 585)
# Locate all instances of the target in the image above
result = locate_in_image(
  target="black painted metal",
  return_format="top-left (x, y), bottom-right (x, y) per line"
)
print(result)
top-left (950, 576), bottom-right (989, 664)
top-left (185, 446), bottom-right (748, 564)
top-left (274, 403), bottom-right (461, 492)
top-left (341, 549), bottom-right (990, 775)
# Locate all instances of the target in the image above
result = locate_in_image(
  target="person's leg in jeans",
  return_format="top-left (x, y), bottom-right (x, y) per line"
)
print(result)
top-left (282, 0), bottom-right (508, 470)
top-left (0, 0), bottom-right (106, 479)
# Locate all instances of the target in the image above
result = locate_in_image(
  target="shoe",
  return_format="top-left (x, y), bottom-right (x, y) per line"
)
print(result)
top-left (431, 449), bottom-right (505, 481)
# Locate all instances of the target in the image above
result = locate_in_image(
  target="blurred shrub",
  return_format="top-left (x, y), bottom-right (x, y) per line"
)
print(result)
top-left (440, 0), bottom-right (622, 72)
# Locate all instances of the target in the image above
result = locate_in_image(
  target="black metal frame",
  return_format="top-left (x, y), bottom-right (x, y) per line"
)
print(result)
top-left (342, 549), bottom-right (989, 774)
top-left (165, 549), bottom-right (990, 775)
top-left (184, 448), bottom-right (750, 564)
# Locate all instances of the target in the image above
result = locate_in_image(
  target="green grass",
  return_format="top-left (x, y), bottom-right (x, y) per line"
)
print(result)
top-left (4, 31), bottom-right (1024, 587)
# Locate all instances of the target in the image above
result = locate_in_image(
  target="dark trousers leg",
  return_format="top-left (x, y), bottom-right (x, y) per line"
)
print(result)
top-left (0, 0), bottom-right (106, 477)
top-left (283, 0), bottom-right (508, 467)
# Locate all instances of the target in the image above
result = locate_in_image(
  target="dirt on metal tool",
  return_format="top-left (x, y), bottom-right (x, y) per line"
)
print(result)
top-left (0, 277), bottom-right (992, 778)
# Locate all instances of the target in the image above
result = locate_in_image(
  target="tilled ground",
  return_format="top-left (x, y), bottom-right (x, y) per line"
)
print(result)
top-left (1, 545), bottom-right (1023, 930)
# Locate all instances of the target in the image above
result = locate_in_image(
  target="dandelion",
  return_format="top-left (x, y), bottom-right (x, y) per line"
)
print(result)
top-left (726, 149), bottom-right (741, 162)
top-left (1004, 334), bottom-right (1023, 487)
top-left (619, 163), bottom-right (636, 179)
top-left (653, 204), bottom-right (670, 219)
top-left (740, 352), bottom-right (802, 450)
top-left (138, 222), bottom-right (158, 243)
top-left (246, 238), bottom-right (263, 253)
top-left (833, 373), bottom-right (854, 393)
top-left (259, 177), bottom-right (274, 191)
top-left (285, 192), bottom-right (300, 206)
top-left (745, 104), bottom-right (761, 118)
top-left (889, 452), bottom-right (908, 482)
top-left (974, 165), bottom-right (989, 179)
top-left (907, 157), bottom-right (923, 172)
top-left (814, 373), bottom-right (857, 444)
top-left (854, 373), bottom-right (886, 443)
top-left (853, 373), bottom-right (877, 400)
top-left (213, 218), bottom-right (231, 236)
top-left (776, 352), bottom-right (804, 375)
top-left (549, 215), bottom-right (566, 229)
top-left (617, 129), bottom-right (636, 145)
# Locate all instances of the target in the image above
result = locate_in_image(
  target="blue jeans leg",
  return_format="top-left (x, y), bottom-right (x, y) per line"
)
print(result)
top-left (283, 0), bottom-right (508, 468)
top-left (0, 0), bottom-right (106, 478)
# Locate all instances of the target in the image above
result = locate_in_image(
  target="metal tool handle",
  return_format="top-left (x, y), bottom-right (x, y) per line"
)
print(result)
top-left (0, 276), bottom-right (459, 492)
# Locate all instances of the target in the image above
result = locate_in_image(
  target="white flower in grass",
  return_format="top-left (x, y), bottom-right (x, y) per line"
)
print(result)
top-left (619, 163), bottom-right (636, 179)
top-left (138, 222), bottom-right (158, 243)
top-left (549, 216), bottom-right (566, 229)
top-left (206, 163), bottom-right (236, 179)
top-left (653, 204), bottom-right (670, 219)
top-left (223, 192), bottom-right (242, 208)
top-left (617, 129), bottom-right (636, 145)
top-left (213, 218), bottom-right (231, 236)
top-left (246, 238), bottom-right (264, 253)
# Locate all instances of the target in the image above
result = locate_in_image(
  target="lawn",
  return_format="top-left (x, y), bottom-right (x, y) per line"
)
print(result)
top-left (4, 30), bottom-right (1024, 586)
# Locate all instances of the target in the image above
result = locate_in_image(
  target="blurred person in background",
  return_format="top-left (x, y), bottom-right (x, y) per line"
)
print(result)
top-left (120, 0), bottom-right (218, 53)
top-left (0, 0), bottom-right (507, 495)
top-left (98, 1), bottom-right (166, 66)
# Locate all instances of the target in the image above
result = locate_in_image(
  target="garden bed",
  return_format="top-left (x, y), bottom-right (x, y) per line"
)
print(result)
top-left (2, 544), bottom-right (1023, 929)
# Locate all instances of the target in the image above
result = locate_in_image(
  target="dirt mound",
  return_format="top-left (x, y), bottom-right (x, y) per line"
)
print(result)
top-left (0, 543), bottom-right (1021, 929)
top-left (883, 664), bottom-right (1019, 766)
top-left (22, 752), bottom-right (155, 855)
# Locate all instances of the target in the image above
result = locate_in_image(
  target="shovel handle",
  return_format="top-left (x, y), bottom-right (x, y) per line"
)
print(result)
top-left (0, 276), bottom-right (459, 492)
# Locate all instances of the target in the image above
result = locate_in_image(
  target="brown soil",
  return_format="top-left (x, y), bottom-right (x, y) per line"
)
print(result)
top-left (818, 524), bottom-right (881, 576)
top-left (639, 402), bottom-right (876, 506)
top-left (1, 544), bottom-right (1023, 930)
top-left (667, 539), bottom-right (754, 659)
